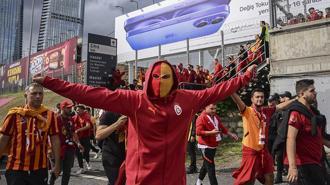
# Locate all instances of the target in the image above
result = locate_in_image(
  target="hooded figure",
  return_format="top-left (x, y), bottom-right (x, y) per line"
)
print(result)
top-left (34, 60), bottom-right (254, 185)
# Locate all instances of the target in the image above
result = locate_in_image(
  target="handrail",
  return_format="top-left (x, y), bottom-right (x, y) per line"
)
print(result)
top-left (212, 40), bottom-right (263, 82)
top-left (178, 82), bottom-right (207, 90)
top-left (213, 42), bottom-right (266, 84)
top-left (219, 50), bottom-right (268, 83)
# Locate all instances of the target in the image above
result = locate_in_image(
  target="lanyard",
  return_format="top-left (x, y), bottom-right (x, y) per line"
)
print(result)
top-left (252, 107), bottom-right (266, 129)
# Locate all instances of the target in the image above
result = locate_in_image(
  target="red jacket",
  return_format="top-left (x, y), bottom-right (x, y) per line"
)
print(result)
top-left (72, 112), bottom-right (91, 139)
top-left (176, 68), bottom-right (189, 82)
top-left (41, 60), bottom-right (252, 185)
top-left (196, 111), bottom-right (228, 148)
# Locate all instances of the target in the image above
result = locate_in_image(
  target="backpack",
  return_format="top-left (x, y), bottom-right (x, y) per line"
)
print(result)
top-left (268, 111), bottom-right (283, 152)
top-left (271, 100), bottom-right (317, 155)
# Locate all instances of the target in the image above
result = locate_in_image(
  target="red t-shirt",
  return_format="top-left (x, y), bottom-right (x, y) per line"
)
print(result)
top-left (284, 111), bottom-right (323, 166)
top-left (57, 115), bottom-right (76, 158)
top-left (73, 113), bottom-right (91, 139)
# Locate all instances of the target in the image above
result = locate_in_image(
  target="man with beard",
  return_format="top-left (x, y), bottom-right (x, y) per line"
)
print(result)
top-left (49, 99), bottom-right (83, 185)
top-left (0, 83), bottom-right (60, 185)
top-left (286, 79), bottom-right (325, 185)
top-left (33, 60), bottom-right (255, 185)
top-left (231, 89), bottom-right (295, 185)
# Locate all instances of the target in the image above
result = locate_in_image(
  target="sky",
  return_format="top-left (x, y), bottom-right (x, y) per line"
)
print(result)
top-left (22, 0), bottom-right (159, 58)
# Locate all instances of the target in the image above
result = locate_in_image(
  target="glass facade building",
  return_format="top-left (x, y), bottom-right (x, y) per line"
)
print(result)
top-left (37, 0), bottom-right (85, 51)
top-left (0, 0), bottom-right (23, 65)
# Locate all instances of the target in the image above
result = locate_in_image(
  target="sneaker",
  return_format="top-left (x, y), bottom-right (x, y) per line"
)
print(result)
top-left (186, 166), bottom-right (198, 174)
top-left (93, 151), bottom-right (101, 159)
top-left (75, 168), bottom-right (85, 175)
top-left (274, 173), bottom-right (283, 184)
top-left (86, 162), bottom-right (92, 170)
top-left (196, 179), bottom-right (203, 185)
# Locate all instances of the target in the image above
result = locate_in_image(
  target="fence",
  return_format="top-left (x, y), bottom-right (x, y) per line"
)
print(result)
top-left (270, 0), bottom-right (330, 28)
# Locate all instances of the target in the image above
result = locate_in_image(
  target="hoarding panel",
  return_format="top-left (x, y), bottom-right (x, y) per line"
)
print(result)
top-left (115, 0), bottom-right (270, 63)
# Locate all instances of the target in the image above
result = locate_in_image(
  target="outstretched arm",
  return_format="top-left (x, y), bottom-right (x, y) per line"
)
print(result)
top-left (33, 76), bottom-right (138, 116)
top-left (230, 93), bottom-right (246, 113)
top-left (192, 65), bottom-right (255, 110)
top-left (276, 98), bottom-right (297, 111)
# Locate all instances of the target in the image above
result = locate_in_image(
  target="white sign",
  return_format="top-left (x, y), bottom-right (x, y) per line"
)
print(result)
top-left (88, 43), bottom-right (117, 56)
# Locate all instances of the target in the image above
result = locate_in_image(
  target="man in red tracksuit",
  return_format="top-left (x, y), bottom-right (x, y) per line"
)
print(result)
top-left (73, 105), bottom-right (91, 174)
top-left (196, 103), bottom-right (238, 185)
top-left (33, 60), bottom-right (256, 185)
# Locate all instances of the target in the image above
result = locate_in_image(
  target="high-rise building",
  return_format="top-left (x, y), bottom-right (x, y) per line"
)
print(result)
top-left (37, 0), bottom-right (85, 51)
top-left (0, 0), bottom-right (23, 65)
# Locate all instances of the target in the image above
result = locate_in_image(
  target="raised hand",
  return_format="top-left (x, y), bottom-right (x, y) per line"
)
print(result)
top-left (32, 74), bottom-right (46, 84)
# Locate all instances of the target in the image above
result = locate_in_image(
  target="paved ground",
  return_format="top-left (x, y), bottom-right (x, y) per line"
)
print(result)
top-left (0, 154), bottom-right (288, 185)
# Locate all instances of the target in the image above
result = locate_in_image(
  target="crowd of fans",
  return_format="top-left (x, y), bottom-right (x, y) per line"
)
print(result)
top-left (278, 7), bottom-right (330, 26)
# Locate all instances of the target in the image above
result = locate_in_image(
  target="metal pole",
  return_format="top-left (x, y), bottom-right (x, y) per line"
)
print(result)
top-left (128, 62), bottom-right (133, 84)
top-left (26, 0), bottom-right (35, 85)
top-left (158, 45), bottom-right (161, 60)
top-left (303, 0), bottom-right (307, 16)
top-left (135, 50), bottom-right (138, 79)
top-left (186, 39), bottom-right (190, 65)
top-left (221, 30), bottom-right (225, 67)
top-left (269, 0), bottom-right (275, 28)
top-left (198, 50), bottom-right (204, 66)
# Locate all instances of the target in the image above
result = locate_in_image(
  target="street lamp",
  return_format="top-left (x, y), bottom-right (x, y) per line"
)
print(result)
top-left (130, 0), bottom-right (139, 9)
top-left (115, 5), bottom-right (125, 14)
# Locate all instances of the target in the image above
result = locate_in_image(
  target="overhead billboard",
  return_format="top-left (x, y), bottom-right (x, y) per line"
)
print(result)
top-left (115, 0), bottom-right (271, 63)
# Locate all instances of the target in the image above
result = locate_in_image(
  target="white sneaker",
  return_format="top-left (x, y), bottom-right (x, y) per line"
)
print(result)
top-left (86, 162), bottom-right (91, 170)
top-left (75, 168), bottom-right (85, 175)
top-left (93, 152), bottom-right (99, 159)
top-left (196, 179), bottom-right (203, 185)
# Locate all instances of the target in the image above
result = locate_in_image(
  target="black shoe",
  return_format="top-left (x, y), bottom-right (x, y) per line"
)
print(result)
top-left (186, 166), bottom-right (198, 174)
top-left (274, 174), bottom-right (283, 184)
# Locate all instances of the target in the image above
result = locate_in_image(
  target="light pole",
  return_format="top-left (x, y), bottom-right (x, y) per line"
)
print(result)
top-left (115, 5), bottom-right (125, 14)
top-left (130, 0), bottom-right (139, 9)
top-left (26, 0), bottom-right (35, 85)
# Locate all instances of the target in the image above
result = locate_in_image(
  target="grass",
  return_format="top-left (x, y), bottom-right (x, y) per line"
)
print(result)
top-left (0, 90), bottom-right (65, 122)
top-left (188, 138), bottom-right (242, 169)
top-left (214, 138), bottom-right (242, 166)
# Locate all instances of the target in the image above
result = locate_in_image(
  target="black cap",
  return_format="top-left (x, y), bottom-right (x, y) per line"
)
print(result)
top-left (280, 91), bottom-right (292, 99)
top-left (268, 93), bottom-right (280, 102)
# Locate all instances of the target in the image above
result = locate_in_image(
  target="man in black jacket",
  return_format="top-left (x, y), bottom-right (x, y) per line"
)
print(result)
top-left (95, 111), bottom-right (127, 185)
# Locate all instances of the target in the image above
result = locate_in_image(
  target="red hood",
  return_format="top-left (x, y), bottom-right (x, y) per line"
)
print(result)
top-left (143, 60), bottom-right (179, 101)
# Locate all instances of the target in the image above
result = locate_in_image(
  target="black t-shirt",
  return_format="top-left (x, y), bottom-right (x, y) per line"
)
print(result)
top-left (99, 111), bottom-right (125, 166)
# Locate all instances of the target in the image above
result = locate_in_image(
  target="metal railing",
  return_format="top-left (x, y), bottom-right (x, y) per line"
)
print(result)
top-left (212, 41), bottom-right (267, 85)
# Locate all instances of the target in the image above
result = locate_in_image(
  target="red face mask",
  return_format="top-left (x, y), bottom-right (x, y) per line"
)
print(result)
top-left (149, 63), bottom-right (174, 98)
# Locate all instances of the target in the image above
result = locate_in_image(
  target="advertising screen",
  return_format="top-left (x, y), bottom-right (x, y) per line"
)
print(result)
top-left (115, 0), bottom-right (270, 63)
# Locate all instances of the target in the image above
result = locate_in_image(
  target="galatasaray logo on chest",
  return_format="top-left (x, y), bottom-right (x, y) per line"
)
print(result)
top-left (174, 104), bottom-right (182, 116)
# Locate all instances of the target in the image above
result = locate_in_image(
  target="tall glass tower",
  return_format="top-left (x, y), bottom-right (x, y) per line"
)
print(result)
top-left (0, 0), bottom-right (23, 65)
top-left (37, 0), bottom-right (85, 51)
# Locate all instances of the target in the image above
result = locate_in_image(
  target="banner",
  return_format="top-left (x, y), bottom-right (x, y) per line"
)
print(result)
top-left (0, 59), bottom-right (27, 88)
top-left (29, 37), bottom-right (78, 76)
